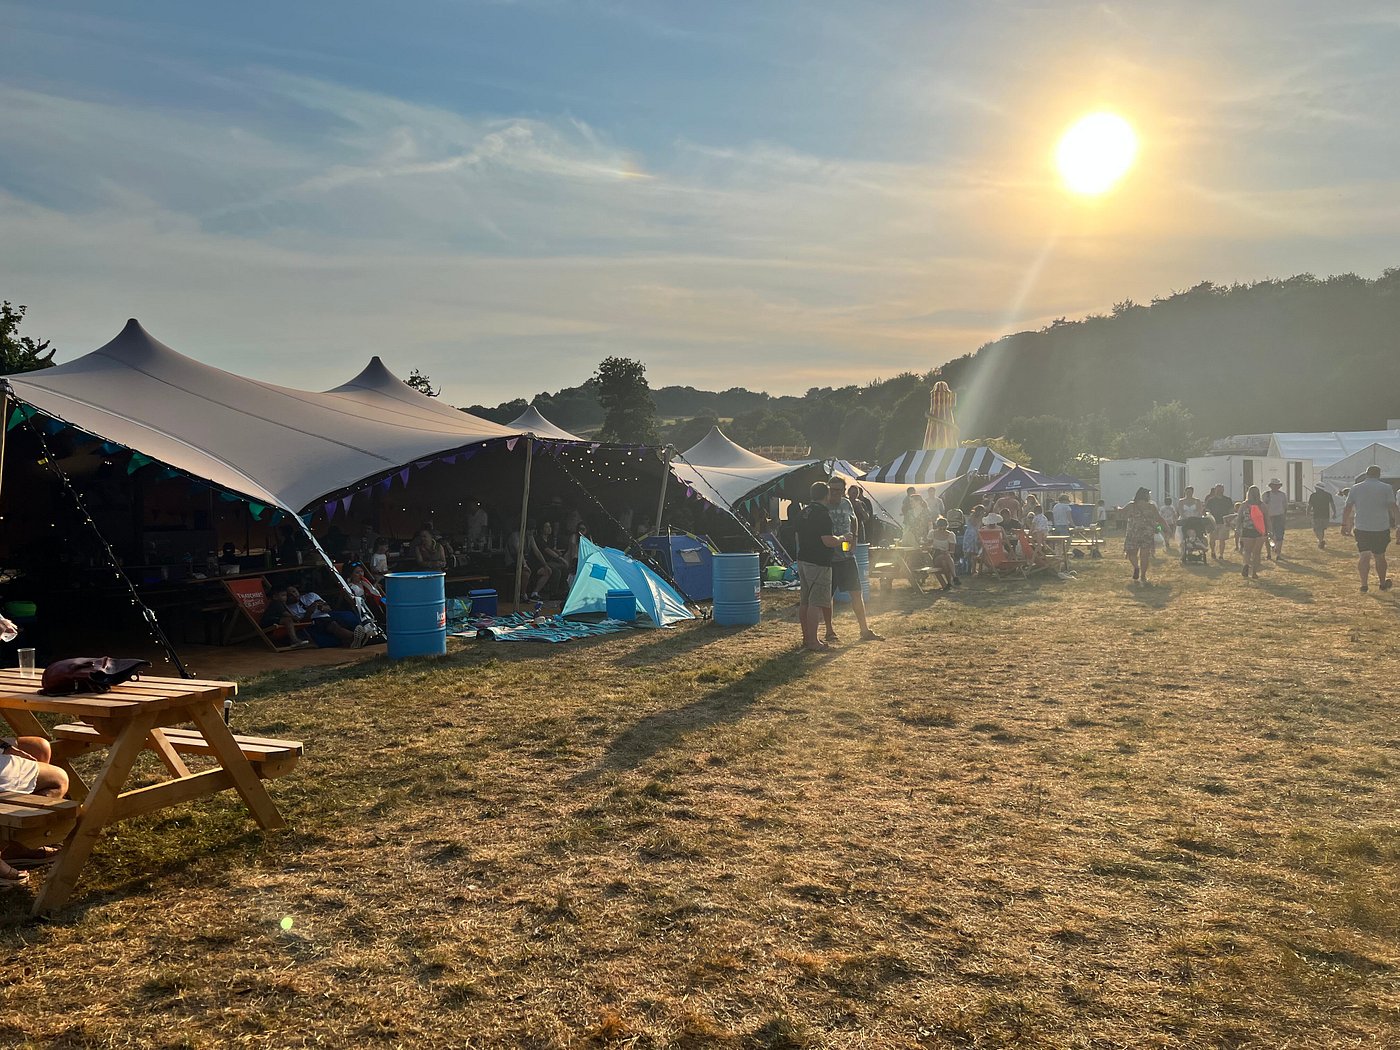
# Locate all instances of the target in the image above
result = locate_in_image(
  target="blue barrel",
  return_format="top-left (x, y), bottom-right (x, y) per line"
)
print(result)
top-left (605, 589), bottom-right (637, 621)
top-left (385, 572), bottom-right (447, 659)
top-left (712, 552), bottom-right (761, 626)
top-left (855, 543), bottom-right (871, 603)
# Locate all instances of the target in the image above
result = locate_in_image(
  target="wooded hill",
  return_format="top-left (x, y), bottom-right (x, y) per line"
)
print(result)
top-left (465, 269), bottom-right (1400, 472)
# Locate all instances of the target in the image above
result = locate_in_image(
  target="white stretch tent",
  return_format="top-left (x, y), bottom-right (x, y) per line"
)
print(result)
top-left (6, 320), bottom-right (522, 511)
top-left (671, 426), bottom-right (814, 509)
top-left (506, 404), bottom-right (582, 442)
top-left (325, 356), bottom-right (507, 434)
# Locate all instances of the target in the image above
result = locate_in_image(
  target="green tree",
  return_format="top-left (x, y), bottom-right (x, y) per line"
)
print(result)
top-left (405, 368), bottom-right (439, 397)
top-left (878, 387), bottom-right (933, 461)
top-left (1119, 401), bottom-right (1196, 460)
top-left (962, 435), bottom-right (1031, 466)
top-left (594, 356), bottom-right (659, 444)
top-left (1006, 415), bottom-right (1075, 474)
top-left (836, 406), bottom-right (885, 461)
top-left (0, 302), bottom-right (57, 375)
top-left (665, 412), bottom-right (719, 450)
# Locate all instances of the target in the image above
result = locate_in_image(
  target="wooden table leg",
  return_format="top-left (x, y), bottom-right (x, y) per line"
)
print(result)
top-left (187, 703), bottom-right (285, 831)
top-left (145, 729), bottom-right (192, 778)
top-left (33, 711), bottom-right (158, 916)
top-left (2, 709), bottom-right (90, 803)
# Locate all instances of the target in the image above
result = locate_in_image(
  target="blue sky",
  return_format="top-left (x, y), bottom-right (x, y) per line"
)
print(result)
top-left (3, 1), bottom-right (1399, 403)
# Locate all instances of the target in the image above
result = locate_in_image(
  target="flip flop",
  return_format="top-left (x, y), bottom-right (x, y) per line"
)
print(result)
top-left (7, 849), bottom-right (60, 870)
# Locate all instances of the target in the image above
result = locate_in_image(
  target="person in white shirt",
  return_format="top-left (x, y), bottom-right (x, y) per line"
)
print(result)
top-left (1051, 496), bottom-right (1074, 534)
top-left (1262, 479), bottom-right (1289, 559)
top-left (1342, 465), bottom-right (1400, 592)
top-left (1158, 501), bottom-right (1177, 552)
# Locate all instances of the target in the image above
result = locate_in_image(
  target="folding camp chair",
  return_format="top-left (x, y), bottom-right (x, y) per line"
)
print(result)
top-left (977, 528), bottom-right (1033, 580)
top-left (221, 577), bottom-right (314, 651)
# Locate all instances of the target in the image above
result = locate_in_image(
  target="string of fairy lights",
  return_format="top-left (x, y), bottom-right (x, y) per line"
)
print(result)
top-left (14, 399), bottom-right (191, 678)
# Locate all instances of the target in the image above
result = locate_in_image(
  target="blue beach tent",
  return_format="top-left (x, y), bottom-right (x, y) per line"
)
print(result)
top-left (562, 538), bottom-right (694, 626)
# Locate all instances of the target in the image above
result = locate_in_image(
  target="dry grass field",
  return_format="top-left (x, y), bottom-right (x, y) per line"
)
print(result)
top-left (4, 528), bottom-right (1400, 1047)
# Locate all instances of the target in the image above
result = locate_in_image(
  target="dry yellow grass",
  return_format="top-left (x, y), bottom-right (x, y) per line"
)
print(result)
top-left (3, 530), bottom-right (1400, 1047)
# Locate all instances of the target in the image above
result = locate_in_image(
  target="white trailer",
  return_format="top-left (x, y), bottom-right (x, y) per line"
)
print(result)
top-left (1186, 455), bottom-right (1288, 503)
top-left (1098, 458), bottom-right (1187, 509)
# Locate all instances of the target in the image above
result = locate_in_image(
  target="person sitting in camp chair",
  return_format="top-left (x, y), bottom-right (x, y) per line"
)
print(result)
top-left (927, 518), bottom-right (961, 591)
top-left (286, 586), bottom-right (370, 648)
top-left (260, 586), bottom-right (313, 648)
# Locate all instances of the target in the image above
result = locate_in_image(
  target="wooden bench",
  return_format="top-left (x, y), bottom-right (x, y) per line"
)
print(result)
top-left (51, 724), bottom-right (304, 781)
top-left (0, 792), bottom-right (80, 849)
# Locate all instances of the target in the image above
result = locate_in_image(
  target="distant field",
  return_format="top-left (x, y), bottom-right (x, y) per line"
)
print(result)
top-left (3, 529), bottom-right (1399, 1047)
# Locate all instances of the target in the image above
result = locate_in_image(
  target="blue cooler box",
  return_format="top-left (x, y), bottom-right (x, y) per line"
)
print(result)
top-left (468, 588), bottom-right (498, 617)
top-left (605, 589), bottom-right (637, 621)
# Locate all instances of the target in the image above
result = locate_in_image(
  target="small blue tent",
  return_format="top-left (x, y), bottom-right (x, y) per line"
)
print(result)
top-left (562, 538), bottom-right (694, 626)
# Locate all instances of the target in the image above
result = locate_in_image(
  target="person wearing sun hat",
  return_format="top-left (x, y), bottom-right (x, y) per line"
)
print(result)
top-left (1262, 479), bottom-right (1289, 559)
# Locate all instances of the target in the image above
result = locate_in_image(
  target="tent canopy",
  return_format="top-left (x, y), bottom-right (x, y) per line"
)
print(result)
top-left (6, 321), bottom-right (522, 511)
top-left (507, 404), bottom-right (582, 442)
top-left (831, 472), bottom-right (965, 527)
top-left (672, 426), bottom-right (816, 509)
top-left (1268, 431), bottom-right (1400, 467)
top-left (865, 446), bottom-right (1013, 485)
top-left (1320, 442), bottom-right (1400, 483)
top-left (974, 465), bottom-right (1086, 495)
top-left (562, 536), bottom-right (693, 626)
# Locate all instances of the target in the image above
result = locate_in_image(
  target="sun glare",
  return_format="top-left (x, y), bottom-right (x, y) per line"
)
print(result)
top-left (1056, 112), bottom-right (1138, 196)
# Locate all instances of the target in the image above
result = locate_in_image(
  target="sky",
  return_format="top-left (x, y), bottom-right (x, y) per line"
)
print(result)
top-left (3, 1), bottom-right (1399, 405)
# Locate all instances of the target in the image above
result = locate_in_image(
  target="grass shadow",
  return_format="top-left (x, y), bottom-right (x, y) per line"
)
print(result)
top-left (1254, 577), bottom-right (1315, 603)
top-left (1125, 581), bottom-right (1175, 608)
top-left (570, 647), bottom-right (817, 784)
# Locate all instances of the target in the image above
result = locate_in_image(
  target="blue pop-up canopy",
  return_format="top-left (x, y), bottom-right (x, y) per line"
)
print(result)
top-left (562, 537), bottom-right (694, 626)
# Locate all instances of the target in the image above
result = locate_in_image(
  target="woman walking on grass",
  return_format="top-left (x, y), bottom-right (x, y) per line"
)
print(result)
top-left (1237, 485), bottom-right (1268, 580)
top-left (1122, 487), bottom-right (1170, 586)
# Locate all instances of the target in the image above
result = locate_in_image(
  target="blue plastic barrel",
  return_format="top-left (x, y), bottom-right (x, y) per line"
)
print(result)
top-left (605, 589), bottom-right (637, 621)
top-left (385, 572), bottom-right (447, 659)
top-left (854, 543), bottom-right (871, 603)
top-left (712, 552), bottom-right (761, 626)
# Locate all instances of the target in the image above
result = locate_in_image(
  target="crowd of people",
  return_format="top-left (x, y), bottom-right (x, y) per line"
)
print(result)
top-left (1116, 466), bottom-right (1399, 591)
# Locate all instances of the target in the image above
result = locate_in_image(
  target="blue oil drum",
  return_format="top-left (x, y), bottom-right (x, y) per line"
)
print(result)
top-left (712, 552), bottom-right (761, 626)
top-left (854, 543), bottom-right (871, 603)
top-left (385, 571), bottom-right (447, 659)
top-left (605, 589), bottom-right (637, 621)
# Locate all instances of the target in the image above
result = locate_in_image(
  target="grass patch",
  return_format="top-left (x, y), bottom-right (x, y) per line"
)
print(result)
top-left (3, 534), bottom-right (1400, 1045)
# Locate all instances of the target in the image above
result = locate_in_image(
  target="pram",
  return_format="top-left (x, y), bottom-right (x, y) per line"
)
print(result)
top-left (1179, 515), bottom-right (1212, 565)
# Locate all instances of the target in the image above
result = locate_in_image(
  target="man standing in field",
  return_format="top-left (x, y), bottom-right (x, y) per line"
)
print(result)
top-left (824, 477), bottom-right (882, 643)
top-left (1342, 465), bottom-right (1399, 593)
top-left (1205, 484), bottom-right (1234, 561)
top-left (1308, 484), bottom-right (1336, 549)
top-left (1263, 479), bottom-right (1289, 559)
top-left (795, 482), bottom-right (841, 653)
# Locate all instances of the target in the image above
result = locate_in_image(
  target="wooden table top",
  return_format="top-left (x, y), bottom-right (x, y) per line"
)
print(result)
top-left (0, 670), bottom-right (237, 718)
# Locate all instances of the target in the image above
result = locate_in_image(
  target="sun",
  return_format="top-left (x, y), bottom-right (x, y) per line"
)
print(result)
top-left (1056, 112), bottom-right (1138, 196)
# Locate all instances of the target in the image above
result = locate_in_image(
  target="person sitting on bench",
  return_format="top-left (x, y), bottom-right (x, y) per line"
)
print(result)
top-left (0, 736), bottom-right (70, 885)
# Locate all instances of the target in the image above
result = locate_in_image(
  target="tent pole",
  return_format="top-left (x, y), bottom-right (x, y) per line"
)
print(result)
top-left (652, 445), bottom-right (674, 537)
top-left (0, 387), bottom-right (9, 506)
top-left (512, 436), bottom-right (535, 609)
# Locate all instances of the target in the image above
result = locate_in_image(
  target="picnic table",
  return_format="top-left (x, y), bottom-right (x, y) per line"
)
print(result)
top-left (0, 669), bottom-right (300, 915)
top-left (869, 546), bottom-right (933, 593)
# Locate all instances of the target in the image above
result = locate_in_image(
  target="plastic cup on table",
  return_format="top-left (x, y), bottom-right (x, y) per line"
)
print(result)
top-left (18, 648), bottom-right (36, 679)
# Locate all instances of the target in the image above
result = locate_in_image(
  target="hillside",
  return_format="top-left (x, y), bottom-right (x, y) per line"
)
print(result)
top-left (465, 268), bottom-right (1400, 469)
